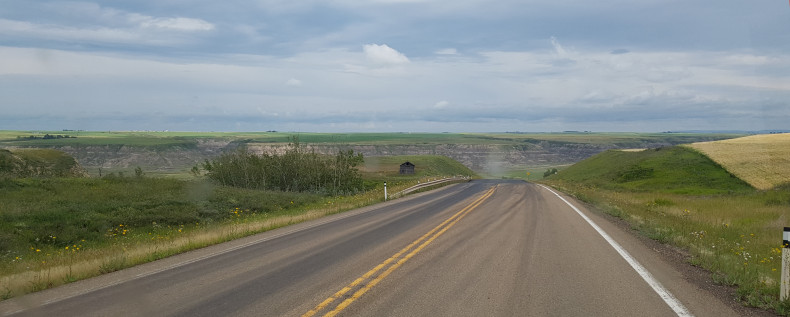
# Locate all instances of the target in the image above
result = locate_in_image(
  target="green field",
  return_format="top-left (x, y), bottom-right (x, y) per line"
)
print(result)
top-left (541, 146), bottom-right (790, 313)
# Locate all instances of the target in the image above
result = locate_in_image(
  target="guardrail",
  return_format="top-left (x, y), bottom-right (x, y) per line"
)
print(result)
top-left (391, 176), bottom-right (471, 199)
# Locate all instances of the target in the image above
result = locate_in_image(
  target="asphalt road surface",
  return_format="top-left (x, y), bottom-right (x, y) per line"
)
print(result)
top-left (1, 180), bottom-right (743, 316)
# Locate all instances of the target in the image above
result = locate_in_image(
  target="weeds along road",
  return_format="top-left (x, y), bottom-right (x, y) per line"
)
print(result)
top-left (2, 180), bottom-right (740, 317)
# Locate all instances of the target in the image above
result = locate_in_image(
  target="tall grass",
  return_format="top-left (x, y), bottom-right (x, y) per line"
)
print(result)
top-left (0, 170), bottom-right (448, 300)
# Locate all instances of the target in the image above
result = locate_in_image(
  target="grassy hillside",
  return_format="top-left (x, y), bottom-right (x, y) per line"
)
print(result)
top-left (0, 148), bottom-right (86, 178)
top-left (549, 147), bottom-right (753, 195)
top-left (360, 155), bottom-right (477, 181)
top-left (541, 145), bottom-right (790, 313)
top-left (687, 133), bottom-right (790, 190)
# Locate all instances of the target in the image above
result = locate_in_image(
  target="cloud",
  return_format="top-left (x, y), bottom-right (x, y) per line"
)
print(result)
top-left (434, 100), bottom-right (449, 109)
top-left (285, 78), bottom-right (302, 86)
top-left (435, 48), bottom-right (458, 55)
top-left (549, 36), bottom-right (567, 57)
top-left (610, 49), bottom-right (630, 55)
top-left (0, 3), bottom-right (214, 48)
top-left (363, 44), bottom-right (410, 64)
top-left (130, 15), bottom-right (215, 31)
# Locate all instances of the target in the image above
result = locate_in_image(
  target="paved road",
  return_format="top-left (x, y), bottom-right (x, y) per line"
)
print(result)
top-left (2, 180), bottom-right (740, 316)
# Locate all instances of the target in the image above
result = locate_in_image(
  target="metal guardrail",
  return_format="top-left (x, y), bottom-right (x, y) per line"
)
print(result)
top-left (391, 176), bottom-right (470, 199)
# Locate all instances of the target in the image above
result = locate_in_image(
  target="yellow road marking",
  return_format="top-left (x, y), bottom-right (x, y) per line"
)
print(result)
top-left (303, 186), bottom-right (497, 317)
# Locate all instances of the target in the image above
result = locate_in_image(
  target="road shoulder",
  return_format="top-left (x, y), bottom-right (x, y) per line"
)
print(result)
top-left (542, 185), bottom-right (775, 316)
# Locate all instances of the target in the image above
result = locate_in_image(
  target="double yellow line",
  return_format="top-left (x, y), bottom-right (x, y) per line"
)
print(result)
top-left (303, 185), bottom-right (497, 317)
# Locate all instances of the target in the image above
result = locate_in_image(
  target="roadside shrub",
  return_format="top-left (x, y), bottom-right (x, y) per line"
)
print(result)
top-left (199, 138), bottom-right (364, 195)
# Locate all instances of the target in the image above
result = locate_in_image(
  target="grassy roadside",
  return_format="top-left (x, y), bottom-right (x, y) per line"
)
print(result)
top-left (0, 175), bottom-right (454, 300)
top-left (539, 146), bottom-right (790, 314)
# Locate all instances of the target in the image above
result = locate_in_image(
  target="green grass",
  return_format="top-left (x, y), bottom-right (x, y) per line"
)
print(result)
top-left (1, 148), bottom-right (85, 178)
top-left (541, 147), bottom-right (790, 313)
top-left (0, 177), bottom-right (320, 263)
top-left (361, 155), bottom-right (477, 181)
top-left (0, 153), bottom-right (472, 300)
top-left (547, 147), bottom-right (753, 195)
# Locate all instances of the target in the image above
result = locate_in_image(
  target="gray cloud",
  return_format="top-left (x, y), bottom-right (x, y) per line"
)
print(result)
top-left (0, 1), bottom-right (788, 132)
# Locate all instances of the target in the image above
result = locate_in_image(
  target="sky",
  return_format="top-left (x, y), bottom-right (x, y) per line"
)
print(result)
top-left (0, 0), bottom-right (789, 132)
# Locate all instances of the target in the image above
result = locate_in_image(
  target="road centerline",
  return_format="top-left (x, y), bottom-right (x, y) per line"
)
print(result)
top-left (302, 186), bottom-right (497, 317)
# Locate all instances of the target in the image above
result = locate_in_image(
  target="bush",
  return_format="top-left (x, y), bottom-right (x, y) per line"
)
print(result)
top-left (199, 137), bottom-right (364, 194)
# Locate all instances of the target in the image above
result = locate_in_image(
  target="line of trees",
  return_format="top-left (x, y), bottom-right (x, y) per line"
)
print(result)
top-left (196, 138), bottom-right (364, 194)
top-left (16, 134), bottom-right (77, 140)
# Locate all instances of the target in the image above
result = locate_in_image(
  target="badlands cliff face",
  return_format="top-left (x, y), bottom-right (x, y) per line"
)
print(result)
top-left (19, 137), bottom-right (708, 176)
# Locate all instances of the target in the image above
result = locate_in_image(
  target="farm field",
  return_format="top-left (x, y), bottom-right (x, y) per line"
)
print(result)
top-left (540, 144), bottom-right (790, 313)
top-left (687, 133), bottom-right (790, 190)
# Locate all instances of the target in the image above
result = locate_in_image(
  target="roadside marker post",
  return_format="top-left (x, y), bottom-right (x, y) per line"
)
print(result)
top-left (782, 227), bottom-right (790, 301)
top-left (384, 182), bottom-right (388, 201)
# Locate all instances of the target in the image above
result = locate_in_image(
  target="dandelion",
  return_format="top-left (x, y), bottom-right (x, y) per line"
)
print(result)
top-left (35, 249), bottom-right (41, 252)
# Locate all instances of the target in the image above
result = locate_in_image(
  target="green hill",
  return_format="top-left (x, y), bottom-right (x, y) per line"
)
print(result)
top-left (546, 146), bottom-right (753, 195)
top-left (361, 155), bottom-right (477, 180)
top-left (0, 148), bottom-right (87, 178)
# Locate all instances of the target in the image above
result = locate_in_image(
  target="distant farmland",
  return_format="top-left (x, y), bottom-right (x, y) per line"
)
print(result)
top-left (687, 133), bottom-right (790, 190)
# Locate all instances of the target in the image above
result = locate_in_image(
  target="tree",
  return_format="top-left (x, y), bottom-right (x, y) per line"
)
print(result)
top-left (543, 168), bottom-right (558, 178)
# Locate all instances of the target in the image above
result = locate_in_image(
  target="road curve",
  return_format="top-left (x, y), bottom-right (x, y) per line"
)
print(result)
top-left (2, 180), bottom-right (741, 316)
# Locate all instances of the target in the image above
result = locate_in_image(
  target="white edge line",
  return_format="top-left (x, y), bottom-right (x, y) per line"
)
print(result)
top-left (537, 184), bottom-right (694, 317)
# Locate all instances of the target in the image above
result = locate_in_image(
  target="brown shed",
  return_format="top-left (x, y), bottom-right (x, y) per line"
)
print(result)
top-left (399, 161), bottom-right (415, 174)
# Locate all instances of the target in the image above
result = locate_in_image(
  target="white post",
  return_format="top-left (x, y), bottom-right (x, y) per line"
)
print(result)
top-left (384, 182), bottom-right (388, 201)
top-left (782, 227), bottom-right (790, 301)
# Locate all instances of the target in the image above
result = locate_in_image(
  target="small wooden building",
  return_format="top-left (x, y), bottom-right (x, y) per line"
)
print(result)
top-left (399, 161), bottom-right (415, 174)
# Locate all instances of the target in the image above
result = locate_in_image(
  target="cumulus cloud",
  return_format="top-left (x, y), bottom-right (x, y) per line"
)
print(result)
top-left (363, 44), bottom-right (410, 64)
